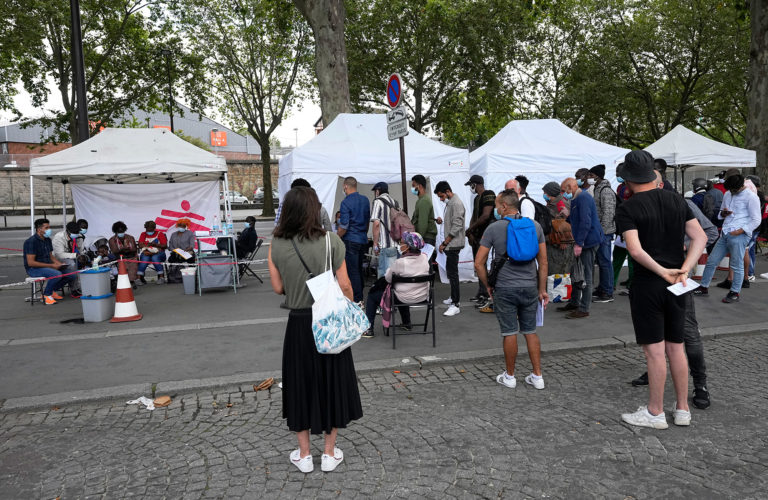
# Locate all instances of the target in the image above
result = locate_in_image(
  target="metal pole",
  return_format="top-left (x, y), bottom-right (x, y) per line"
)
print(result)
top-left (29, 175), bottom-right (35, 232)
top-left (70, 0), bottom-right (89, 144)
top-left (62, 183), bottom-right (67, 225)
top-left (399, 136), bottom-right (407, 213)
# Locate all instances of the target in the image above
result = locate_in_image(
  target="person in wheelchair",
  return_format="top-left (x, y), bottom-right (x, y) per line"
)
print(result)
top-left (363, 231), bottom-right (430, 338)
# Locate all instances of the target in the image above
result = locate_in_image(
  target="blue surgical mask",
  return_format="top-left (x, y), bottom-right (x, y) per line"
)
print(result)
top-left (577, 179), bottom-right (584, 187)
top-left (43, 228), bottom-right (52, 238)
top-left (543, 194), bottom-right (550, 202)
top-left (70, 233), bottom-right (80, 238)
top-left (80, 228), bottom-right (87, 235)
top-left (411, 187), bottom-right (419, 195)
top-left (117, 232), bottom-right (125, 238)
top-left (146, 231), bottom-right (155, 235)
top-left (563, 192), bottom-right (573, 200)
top-left (616, 176), bottom-right (624, 184)
top-left (494, 208), bottom-right (502, 220)
top-left (243, 222), bottom-right (251, 229)
top-left (177, 227), bottom-right (186, 233)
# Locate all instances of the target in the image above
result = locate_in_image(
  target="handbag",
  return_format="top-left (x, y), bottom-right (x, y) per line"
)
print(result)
top-left (292, 234), bottom-right (369, 354)
top-left (549, 219), bottom-right (574, 246)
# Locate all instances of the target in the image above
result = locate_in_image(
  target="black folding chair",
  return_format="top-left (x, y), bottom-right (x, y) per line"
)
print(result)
top-left (238, 239), bottom-right (263, 283)
top-left (386, 272), bottom-right (436, 349)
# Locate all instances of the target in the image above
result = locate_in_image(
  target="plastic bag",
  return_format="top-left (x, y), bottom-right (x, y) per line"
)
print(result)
top-left (547, 274), bottom-right (572, 303)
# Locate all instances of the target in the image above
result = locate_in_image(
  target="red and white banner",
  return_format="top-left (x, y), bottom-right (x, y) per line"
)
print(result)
top-left (71, 181), bottom-right (220, 248)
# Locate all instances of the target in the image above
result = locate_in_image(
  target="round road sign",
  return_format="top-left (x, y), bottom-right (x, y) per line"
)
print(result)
top-left (386, 73), bottom-right (402, 108)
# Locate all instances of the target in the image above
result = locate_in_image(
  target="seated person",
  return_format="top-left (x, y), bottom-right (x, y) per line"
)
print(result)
top-left (236, 216), bottom-right (258, 258)
top-left (363, 231), bottom-right (430, 338)
top-left (92, 243), bottom-right (119, 292)
top-left (167, 218), bottom-right (196, 283)
top-left (24, 218), bottom-right (79, 304)
top-left (108, 221), bottom-right (139, 288)
top-left (137, 221), bottom-right (167, 285)
top-left (52, 221), bottom-right (89, 273)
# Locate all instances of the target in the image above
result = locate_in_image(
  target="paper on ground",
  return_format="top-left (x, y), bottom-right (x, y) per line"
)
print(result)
top-left (667, 279), bottom-right (700, 296)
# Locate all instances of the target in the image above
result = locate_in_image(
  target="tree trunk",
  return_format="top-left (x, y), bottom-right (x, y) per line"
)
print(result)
top-left (293, 0), bottom-right (352, 126)
top-left (260, 142), bottom-right (275, 217)
top-left (747, 0), bottom-right (768, 182)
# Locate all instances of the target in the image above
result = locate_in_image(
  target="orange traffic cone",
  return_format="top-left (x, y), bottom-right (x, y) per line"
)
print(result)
top-left (692, 249), bottom-right (708, 280)
top-left (111, 258), bottom-right (142, 323)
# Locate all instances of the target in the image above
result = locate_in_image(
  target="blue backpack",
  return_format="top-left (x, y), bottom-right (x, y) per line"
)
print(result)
top-left (503, 216), bottom-right (539, 264)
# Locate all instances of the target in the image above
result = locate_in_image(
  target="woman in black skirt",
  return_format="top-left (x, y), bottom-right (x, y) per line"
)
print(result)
top-left (268, 186), bottom-right (363, 473)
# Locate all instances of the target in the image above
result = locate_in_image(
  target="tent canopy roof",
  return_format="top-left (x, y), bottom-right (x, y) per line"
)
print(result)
top-left (644, 125), bottom-right (756, 168)
top-left (470, 119), bottom-right (629, 173)
top-left (30, 127), bottom-right (227, 183)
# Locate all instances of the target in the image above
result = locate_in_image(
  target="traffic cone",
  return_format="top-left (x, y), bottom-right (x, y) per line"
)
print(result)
top-left (111, 258), bottom-right (142, 323)
top-left (692, 249), bottom-right (708, 280)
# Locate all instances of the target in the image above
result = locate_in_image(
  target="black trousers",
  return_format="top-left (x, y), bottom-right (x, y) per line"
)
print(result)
top-left (445, 248), bottom-right (461, 306)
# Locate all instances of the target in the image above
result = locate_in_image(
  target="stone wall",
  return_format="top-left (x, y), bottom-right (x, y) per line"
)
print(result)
top-left (226, 161), bottom-right (280, 199)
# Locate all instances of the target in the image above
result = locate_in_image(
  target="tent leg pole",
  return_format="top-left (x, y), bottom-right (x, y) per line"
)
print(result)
top-left (223, 173), bottom-right (231, 224)
top-left (30, 175), bottom-right (35, 232)
top-left (62, 183), bottom-right (66, 225)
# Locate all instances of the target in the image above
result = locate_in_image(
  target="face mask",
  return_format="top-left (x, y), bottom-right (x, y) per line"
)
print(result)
top-left (146, 231), bottom-right (155, 235)
top-left (117, 232), bottom-right (125, 238)
top-left (494, 208), bottom-right (502, 220)
top-left (243, 222), bottom-right (251, 229)
top-left (43, 228), bottom-right (52, 238)
top-left (587, 178), bottom-right (596, 186)
top-left (543, 194), bottom-right (550, 202)
top-left (616, 177), bottom-right (624, 184)
top-left (411, 187), bottom-right (419, 195)
top-left (470, 185), bottom-right (477, 194)
top-left (563, 192), bottom-right (573, 200)
top-left (577, 179), bottom-right (584, 187)
top-left (70, 233), bottom-right (80, 238)
top-left (177, 227), bottom-right (186, 233)
top-left (80, 228), bottom-right (87, 235)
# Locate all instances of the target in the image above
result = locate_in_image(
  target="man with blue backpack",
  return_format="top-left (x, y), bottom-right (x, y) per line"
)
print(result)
top-left (474, 189), bottom-right (549, 390)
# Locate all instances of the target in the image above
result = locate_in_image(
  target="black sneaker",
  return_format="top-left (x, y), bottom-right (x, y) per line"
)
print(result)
top-left (692, 387), bottom-right (711, 409)
top-left (631, 372), bottom-right (648, 386)
top-left (741, 280), bottom-right (750, 289)
top-left (693, 287), bottom-right (708, 297)
top-left (716, 279), bottom-right (732, 289)
top-left (593, 293), bottom-right (614, 303)
top-left (362, 329), bottom-right (375, 338)
top-left (470, 294), bottom-right (487, 302)
top-left (475, 297), bottom-right (491, 309)
top-left (139, 275), bottom-right (147, 284)
top-left (722, 291), bottom-right (739, 303)
top-left (401, 324), bottom-right (413, 332)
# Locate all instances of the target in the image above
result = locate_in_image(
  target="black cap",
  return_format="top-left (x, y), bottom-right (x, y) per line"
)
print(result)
top-left (465, 174), bottom-right (484, 186)
top-left (372, 182), bottom-right (388, 193)
top-left (617, 150), bottom-right (656, 184)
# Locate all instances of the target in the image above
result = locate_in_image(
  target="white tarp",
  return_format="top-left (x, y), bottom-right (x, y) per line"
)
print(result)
top-left (644, 124), bottom-right (756, 167)
top-left (470, 119), bottom-right (629, 198)
top-left (279, 113), bottom-right (476, 283)
top-left (72, 182), bottom-right (219, 249)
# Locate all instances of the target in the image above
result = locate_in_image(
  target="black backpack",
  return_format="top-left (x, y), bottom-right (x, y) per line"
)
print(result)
top-left (520, 194), bottom-right (552, 236)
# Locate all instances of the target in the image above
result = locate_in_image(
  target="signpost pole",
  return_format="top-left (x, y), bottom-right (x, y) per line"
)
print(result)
top-left (399, 136), bottom-right (407, 213)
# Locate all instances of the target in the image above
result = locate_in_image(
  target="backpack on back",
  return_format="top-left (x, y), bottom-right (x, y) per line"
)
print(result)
top-left (377, 197), bottom-right (415, 242)
top-left (520, 195), bottom-right (553, 235)
top-left (504, 216), bottom-right (540, 264)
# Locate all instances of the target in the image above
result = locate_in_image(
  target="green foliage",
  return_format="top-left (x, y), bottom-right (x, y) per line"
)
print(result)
top-left (175, 130), bottom-right (212, 151)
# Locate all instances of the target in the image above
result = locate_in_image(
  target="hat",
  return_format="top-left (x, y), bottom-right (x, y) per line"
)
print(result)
top-left (724, 168), bottom-right (740, 179)
top-left (589, 164), bottom-right (606, 178)
top-left (465, 174), bottom-right (484, 186)
top-left (372, 182), bottom-right (389, 193)
top-left (542, 182), bottom-right (561, 197)
top-left (401, 231), bottom-right (425, 250)
top-left (617, 150), bottom-right (656, 184)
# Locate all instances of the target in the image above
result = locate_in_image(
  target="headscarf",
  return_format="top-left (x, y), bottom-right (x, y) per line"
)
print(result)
top-left (401, 231), bottom-right (425, 252)
top-left (176, 218), bottom-right (191, 228)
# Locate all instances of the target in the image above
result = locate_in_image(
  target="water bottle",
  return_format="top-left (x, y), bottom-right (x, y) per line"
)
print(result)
top-left (225, 213), bottom-right (234, 236)
top-left (212, 215), bottom-right (220, 236)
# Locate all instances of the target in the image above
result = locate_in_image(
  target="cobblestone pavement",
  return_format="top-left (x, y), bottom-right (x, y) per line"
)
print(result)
top-left (1, 333), bottom-right (767, 499)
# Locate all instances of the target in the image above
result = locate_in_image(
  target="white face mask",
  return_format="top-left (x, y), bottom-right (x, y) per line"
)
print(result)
top-left (587, 178), bottom-right (596, 186)
top-left (469, 185), bottom-right (477, 194)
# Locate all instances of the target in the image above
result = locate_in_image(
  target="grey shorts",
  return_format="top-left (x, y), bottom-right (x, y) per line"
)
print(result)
top-left (493, 286), bottom-right (538, 336)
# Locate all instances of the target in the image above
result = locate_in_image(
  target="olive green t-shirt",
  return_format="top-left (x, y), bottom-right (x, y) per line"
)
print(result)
top-left (271, 233), bottom-right (346, 309)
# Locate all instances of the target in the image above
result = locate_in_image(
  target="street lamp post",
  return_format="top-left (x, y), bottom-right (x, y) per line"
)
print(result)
top-left (161, 48), bottom-right (174, 133)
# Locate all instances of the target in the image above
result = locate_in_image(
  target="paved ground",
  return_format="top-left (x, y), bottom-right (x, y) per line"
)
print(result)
top-left (1, 332), bottom-right (766, 499)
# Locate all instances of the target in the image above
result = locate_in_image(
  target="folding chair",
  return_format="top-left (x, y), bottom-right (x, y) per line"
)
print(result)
top-left (386, 272), bottom-right (436, 349)
top-left (238, 239), bottom-right (263, 283)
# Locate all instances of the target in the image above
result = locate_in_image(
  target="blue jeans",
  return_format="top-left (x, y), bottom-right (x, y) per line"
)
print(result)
top-left (28, 267), bottom-right (77, 296)
top-left (138, 253), bottom-right (165, 275)
top-left (596, 233), bottom-right (614, 296)
top-left (377, 247), bottom-right (398, 279)
top-left (748, 230), bottom-right (759, 276)
top-left (493, 286), bottom-right (539, 335)
top-left (701, 231), bottom-right (751, 293)
top-left (344, 240), bottom-right (366, 303)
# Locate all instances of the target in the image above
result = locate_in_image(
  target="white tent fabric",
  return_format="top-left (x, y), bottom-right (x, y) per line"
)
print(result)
top-left (470, 119), bottom-right (629, 197)
top-left (279, 113), bottom-right (476, 283)
top-left (644, 124), bottom-right (756, 167)
top-left (30, 127), bottom-right (227, 182)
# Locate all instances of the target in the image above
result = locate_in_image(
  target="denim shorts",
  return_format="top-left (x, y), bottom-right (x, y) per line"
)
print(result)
top-left (493, 286), bottom-right (539, 336)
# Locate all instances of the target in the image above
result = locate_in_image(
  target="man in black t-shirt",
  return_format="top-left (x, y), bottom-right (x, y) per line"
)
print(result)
top-left (465, 174), bottom-right (496, 305)
top-left (614, 150), bottom-right (707, 430)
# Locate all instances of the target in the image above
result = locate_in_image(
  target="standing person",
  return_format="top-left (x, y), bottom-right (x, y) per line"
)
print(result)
top-left (694, 173), bottom-right (761, 303)
top-left (746, 175), bottom-right (765, 281)
top-left (615, 150), bottom-right (707, 429)
top-left (653, 158), bottom-right (676, 192)
top-left (465, 174), bottom-right (496, 305)
top-left (475, 189), bottom-right (549, 390)
top-left (704, 179), bottom-right (724, 227)
top-left (108, 221), bottom-right (139, 288)
top-left (137, 221), bottom-right (167, 285)
top-left (613, 172), bottom-right (634, 294)
top-left (24, 218), bottom-right (79, 304)
top-left (690, 178), bottom-right (708, 211)
top-left (370, 182), bottom-right (399, 279)
top-left (410, 174), bottom-right (438, 246)
top-left (589, 164), bottom-right (616, 302)
top-left (286, 178), bottom-right (333, 231)
top-left (167, 219), bottom-right (196, 284)
top-left (434, 181), bottom-right (465, 317)
top-left (268, 186), bottom-right (362, 474)
top-left (505, 178), bottom-right (535, 220)
top-left (337, 177), bottom-right (370, 304)
top-left (556, 177), bottom-right (603, 319)
top-left (542, 181), bottom-right (573, 275)
top-left (575, 168), bottom-right (594, 196)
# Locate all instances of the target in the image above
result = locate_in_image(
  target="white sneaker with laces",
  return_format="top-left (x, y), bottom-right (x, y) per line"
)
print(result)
top-left (290, 449), bottom-right (313, 473)
top-left (525, 373), bottom-right (545, 390)
top-left (672, 404), bottom-right (691, 426)
top-left (442, 298), bottom-right (454, 305)
top-left (443, 305), bottom-right (461, 316)
top-left (321, 447), bottom-right (344, 472)
top-left (747, 275), bottom-right (756, 282)
top-left (496, 372), bottom-right (516, 388)
top-left (621, 406), bottom-right (668, 429)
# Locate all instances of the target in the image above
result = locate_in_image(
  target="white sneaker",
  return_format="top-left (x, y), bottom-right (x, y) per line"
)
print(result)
top-left (496, 372), bottom-right (516, 388)
top-left (156, 277), bottom-right (165, 284)
top-left (443, 305), bottom-right (461, 316)
top-left (321, 447), bottom-right (344, 472)
top-left (442, 298), bottom-right (454, 305)
top-left (290, 449), bottom-right (313, 473)
top-left (747, 275), bottom-right (756, 282)
top-left (672, 404), bottom-right (691, 426)
top-left (621, 406), bottom-right (668, 429)
top-left (761, 272), bottom-right (768, 280)
top-left (525, 373), bottom-right (545, 390)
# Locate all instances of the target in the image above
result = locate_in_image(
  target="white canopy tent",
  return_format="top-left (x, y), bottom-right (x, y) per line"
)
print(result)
top-left (29, 128), bottom-right (229, 242)
top-left (279, 113), bottom-right (476, 282)
top-left (470, 119), bottom-right (629, 197)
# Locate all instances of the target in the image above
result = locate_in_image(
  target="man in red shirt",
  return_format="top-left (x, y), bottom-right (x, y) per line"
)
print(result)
top-left (137, 220), bottom-right (167, 285)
